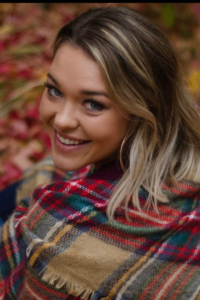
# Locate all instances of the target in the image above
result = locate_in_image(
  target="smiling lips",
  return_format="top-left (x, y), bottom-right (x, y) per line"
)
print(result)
top-left (56, 132), bottom-right (88, 145)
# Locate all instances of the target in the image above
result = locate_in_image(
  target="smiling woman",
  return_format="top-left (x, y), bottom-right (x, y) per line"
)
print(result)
top-left (1, 6), bottom-right (200, 300)
top-left (39, 44), bottom-right (128, 171)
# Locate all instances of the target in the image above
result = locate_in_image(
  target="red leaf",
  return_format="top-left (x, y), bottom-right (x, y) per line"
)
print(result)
top-left (9, 119), bottom-right (29, 140)
top-left (0, 163), bottom-right (22, 190)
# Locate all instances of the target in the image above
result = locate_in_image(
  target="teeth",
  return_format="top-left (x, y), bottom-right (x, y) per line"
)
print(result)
top-left (57, 133), bottom-right (84, 145)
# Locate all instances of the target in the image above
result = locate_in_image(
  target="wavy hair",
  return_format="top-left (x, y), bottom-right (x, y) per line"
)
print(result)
top-left (52, 6), bottom-right (200, 218)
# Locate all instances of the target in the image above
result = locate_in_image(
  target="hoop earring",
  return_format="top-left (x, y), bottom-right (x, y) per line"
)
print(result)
top-left (119, 136), bottom-right (126, 171)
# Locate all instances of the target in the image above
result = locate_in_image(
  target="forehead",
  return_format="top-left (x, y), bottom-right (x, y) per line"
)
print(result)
top-left (50, 44), bottom-right (106, 90)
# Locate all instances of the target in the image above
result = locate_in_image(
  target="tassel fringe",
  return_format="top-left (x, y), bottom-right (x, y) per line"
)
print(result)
top-left (42, 268), bottom-right (95, 300)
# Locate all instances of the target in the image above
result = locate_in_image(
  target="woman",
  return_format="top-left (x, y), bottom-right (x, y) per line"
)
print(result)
top-left (1, 6), bottom-right (200, 300)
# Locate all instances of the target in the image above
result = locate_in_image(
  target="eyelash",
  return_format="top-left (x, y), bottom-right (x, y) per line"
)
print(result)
top-left (44, 82), bottom-right (105, 112)
top-left (44, 82), bottom-right (63, 98)
top-left (84, 99), bottom-right (105, 112)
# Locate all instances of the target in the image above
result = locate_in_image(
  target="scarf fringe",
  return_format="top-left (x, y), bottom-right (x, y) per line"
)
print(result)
top-left (42, 268), bottom-right (95, 300)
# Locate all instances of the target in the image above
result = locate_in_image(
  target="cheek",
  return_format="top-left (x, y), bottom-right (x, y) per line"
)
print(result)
top-left (109, 116), bottom-right (128, 136)
top-left (91, 117), bottom-right (127, 146)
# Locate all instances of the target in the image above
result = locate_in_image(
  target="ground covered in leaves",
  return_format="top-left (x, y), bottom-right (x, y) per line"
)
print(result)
top-left (1, 3), bottom-right (200, 191)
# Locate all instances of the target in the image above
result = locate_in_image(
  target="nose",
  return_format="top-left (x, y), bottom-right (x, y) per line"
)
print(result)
top-left (54, 100), bottom-right (79, 130)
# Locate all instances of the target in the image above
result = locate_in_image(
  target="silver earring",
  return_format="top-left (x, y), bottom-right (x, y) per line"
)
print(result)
top-left (119, 137), bottom-right (126, 171)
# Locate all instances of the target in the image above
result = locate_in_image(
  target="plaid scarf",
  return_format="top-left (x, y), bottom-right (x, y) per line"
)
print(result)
top-left (1, 162), bottom-right (200, 300)
top-left (15, 155), bottom-right (93, 205)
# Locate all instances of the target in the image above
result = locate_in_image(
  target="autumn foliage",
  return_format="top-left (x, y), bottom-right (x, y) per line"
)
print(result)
top-left (0, 3), bottom-right (200, 191)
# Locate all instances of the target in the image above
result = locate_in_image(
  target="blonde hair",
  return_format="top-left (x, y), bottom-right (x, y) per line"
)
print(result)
top-left (53, 7), bottom-right (200, 218)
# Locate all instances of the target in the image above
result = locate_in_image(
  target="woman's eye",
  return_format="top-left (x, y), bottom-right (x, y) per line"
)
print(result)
top-left (44, 82), bottom-right (63, 98)
top-left (84, 99), bottom-right (105, 111)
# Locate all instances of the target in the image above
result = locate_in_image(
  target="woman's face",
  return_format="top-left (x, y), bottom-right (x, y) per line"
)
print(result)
top-left (39, 43), bottom-right (128, 172)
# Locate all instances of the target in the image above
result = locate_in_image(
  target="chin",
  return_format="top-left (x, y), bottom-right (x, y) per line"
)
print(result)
top-left (52, 157), bottom-right (84, 172)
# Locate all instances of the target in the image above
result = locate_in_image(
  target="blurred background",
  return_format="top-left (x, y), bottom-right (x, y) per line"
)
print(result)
top-left (0, 3), bottom-right (200, 191)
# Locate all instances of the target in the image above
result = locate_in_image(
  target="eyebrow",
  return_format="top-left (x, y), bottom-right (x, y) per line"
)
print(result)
top-left (47, 73), bottom-right (60, 86)
top-left (80, 90), bottom-right (109, 98)
top-left (47, 73), bottom-right (109, 99)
